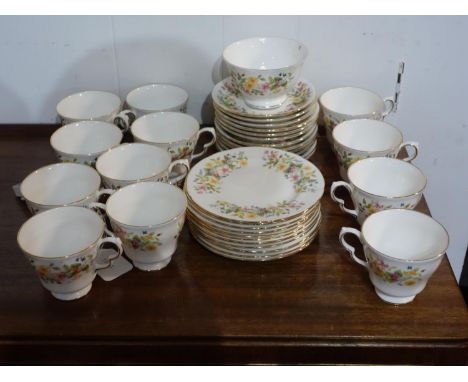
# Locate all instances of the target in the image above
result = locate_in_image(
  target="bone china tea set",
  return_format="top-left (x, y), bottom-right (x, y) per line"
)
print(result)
top-left (15, 37), bottom-right (448, 305)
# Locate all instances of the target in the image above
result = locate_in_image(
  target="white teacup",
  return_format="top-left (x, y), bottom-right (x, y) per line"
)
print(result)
top-left (330, 157), bottom-right (426, 225)
top-left (319, 87), bottom-right (395, 143)
top-left (223, 37), bottom-right (307, 109)
top-left (95, 143), bottom-right (190, 189)
top-left (124, 84), bottom-right (189, 119)
top-left (131, 112), bottom-right (216, 161)
top-left (17, 206), bottom-right (123, 301)
top-left (50, 121), bottom-right (123, 167)
top-left (332, 119), bottom-right (419, 181)
top-left (339, 209), bottom-right (449, 304)
top-left (95, 182), bottom-right (187, 271)
top-left (20, 163), bottom-right (112, 215)
top-left (56, 90), bottom-right (133, 130)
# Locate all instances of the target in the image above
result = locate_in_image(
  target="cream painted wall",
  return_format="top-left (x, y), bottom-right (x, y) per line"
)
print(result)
top-left (0, 16), bottom-right (466, 281)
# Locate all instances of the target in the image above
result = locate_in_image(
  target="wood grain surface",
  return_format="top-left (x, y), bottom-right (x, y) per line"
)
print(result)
top-left (0, 124), bottom-right (466, 365)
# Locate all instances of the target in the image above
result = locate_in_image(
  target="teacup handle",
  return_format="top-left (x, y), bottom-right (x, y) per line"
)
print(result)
top-left (95, 236), bottom-right (123, 270)
top-left (330, 181), bottom-right (358, 218)
top-left (339, 227), bottom-right (368, 268)
top-left (191, 127), bottom-right (217, 161)
top-left (381, 97), bottom-right (395, 118)
top-left (114, 109), bottom-right (136, 133)
top-left (397, 141), bottom-right (419, 162)
top-left (87, 202), bottom-right (114, 237)
top-left (168, 159), bottom-right (190, 185)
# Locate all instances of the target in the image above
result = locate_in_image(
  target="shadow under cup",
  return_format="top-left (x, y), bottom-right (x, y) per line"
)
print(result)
top-left (104, 182), bottom-right (187, 271)
top-left (340, 209), bottom-right (449, 304)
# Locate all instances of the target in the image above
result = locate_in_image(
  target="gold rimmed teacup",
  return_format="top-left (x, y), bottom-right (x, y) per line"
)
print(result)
top-left (331, 157), bottom-right (426, 225)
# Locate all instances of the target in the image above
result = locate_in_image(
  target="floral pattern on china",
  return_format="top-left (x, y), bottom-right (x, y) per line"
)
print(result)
top-left (358, 198), bottom-right (416, 217)
top-left (212, 77), bottom-right (316, 117)
top-left (368, 254), bottom-right (426, 286)
top-left (232, 72), bottom-right (293, 96)
top-left (114, 226), bottom-right (162, 251)
top-left (187, 147), bottom-right (325, 222)
top-left (30, 255), bottom-right (93, 284)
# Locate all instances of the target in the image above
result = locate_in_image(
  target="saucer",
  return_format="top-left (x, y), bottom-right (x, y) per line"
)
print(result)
top-left (212, 77), bottom-right (317, 119)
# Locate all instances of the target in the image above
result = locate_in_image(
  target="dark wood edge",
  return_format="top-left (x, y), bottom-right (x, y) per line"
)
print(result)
top-left (1, 337), bottom-right (467, 365)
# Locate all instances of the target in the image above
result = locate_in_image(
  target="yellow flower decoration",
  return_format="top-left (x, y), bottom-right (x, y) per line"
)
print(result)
top-left (244, 77), bottom-right (258, 91)
top-left (404, 279), bottom-right (417, 286)
top-left (207, 176), bottom-right (219, 186)
top-left (239, 158), bottom-right (248, 167)
top-left (277, 163), bottom-right (287, 172)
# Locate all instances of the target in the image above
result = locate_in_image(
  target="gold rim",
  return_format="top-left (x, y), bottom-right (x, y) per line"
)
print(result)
top-left (319, 86), bottom-right (385, 118)
top-left (17, 206), bottom-right (105, 260)
top-left (212, 80), bottom-right (317, 120)
top-left (215, 125), bottom-right (317, 151)
top-left (215, 103), bottom-right (319, 129)
top-left (188, 212), bottom-right (321, 245)
top-left (131, 112), bottom-right (199, 145)
top-left (187, 199), bottom-right (320, 227)
top-left (187, 207), bottom-right (321, 238)
top-left (215, 135), bottom-right (317, 155)
top-left (185, 188), bottom-right (322, 226)
top-left (215, 114), bottom-right (318, 136)
top-left (20, 162), bottom-right (101, 207)
top-left (191, 224), bottom-right (319, 260)
top-left (189, 221), bottom-right (320, 251)
top-left (332, 119), bottom-right (403, 155)
top-left (106, 183), bottom-right (187, 229)
top-left (347, 158), bottom-right (427, 199)
top-left (50, 121), bottom-right (123, 157)
top-left (360, 209), bottom-right (449, 264)
top-left (215, 140), bottom-right (317, 159)
top-left (56, 91), bottom-right (121, 121)
top-left (215, 117), bottom-right (318, 140)
top-left (187, 206), bottom-right (320, 233)
top-left (96, 143), bottom-right (171, 183)
top-left (126, 84), bottom-right (188, 113)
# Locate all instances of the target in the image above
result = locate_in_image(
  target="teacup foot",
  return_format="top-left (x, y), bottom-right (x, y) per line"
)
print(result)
top-left (375, 288), bottom-right (415, 305)
top-left (51, 284), bottom-right (92, 301)
top-left (133, 257), bottom-right (172, 271)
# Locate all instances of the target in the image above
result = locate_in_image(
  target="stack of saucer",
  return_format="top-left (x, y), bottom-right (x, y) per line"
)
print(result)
top-left (184, 147), bottom-right (325, 261)
top-left (212, 78), bottom-right (319, 158)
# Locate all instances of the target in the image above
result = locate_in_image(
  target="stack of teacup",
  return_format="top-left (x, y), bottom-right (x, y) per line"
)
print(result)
top-left (212, 37), bottom-right (319, 158)
top-left (323, 90), bottom-right (449, 305)
top-left (16, 83), bottom-right (217, 301)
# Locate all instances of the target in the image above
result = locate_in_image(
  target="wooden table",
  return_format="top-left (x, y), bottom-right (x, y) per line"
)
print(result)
top-left (0, 125), bottom-right (467, 365)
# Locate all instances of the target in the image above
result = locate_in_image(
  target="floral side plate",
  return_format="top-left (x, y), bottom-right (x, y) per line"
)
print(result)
top-left (185, 147), bottom-right (325, 223)
top-left (212, 77), bottom-right (317, 119)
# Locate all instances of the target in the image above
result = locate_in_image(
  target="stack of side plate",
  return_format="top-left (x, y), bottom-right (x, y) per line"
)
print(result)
top-left (184, 147), bottom-right (325, 261)
top-left (212, 78), bottom-right (320, 159)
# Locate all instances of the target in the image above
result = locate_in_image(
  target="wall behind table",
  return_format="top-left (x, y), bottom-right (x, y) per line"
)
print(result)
top-left (0, 15), bottom-right (466, 282)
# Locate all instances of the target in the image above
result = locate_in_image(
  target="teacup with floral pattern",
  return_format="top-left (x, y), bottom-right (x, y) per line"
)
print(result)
top-left (95, 143), bottom-right (190, 190)
top-left (50, 120), bottom-right (123, 167)
top-left (17, 206), bottom-right (123, 301)
top-left (330, 157), bottom-right (426, 225)
top-left (94, 182), bottom-right (187, 271)
top-left (56, 90), bottom-right (134, 131)
top-left (115, 84), bottom-right (190, 132)
top-left (223, 37), bottom-right (307, 110)
top-left (339, 209), bottom-right (449, 304)
top-left (319, 87), bottom-right (395, 143)
top-left (131, 112), bottom-right (216, 162)
top-left (20, 162), bottom-right (113, 215)
top-left (332, 119), bottom-right (419, 181)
